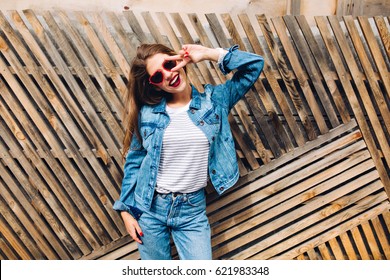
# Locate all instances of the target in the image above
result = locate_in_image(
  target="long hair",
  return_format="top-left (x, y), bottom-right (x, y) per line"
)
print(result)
top-left (122, 44), bottom-right (177, 158)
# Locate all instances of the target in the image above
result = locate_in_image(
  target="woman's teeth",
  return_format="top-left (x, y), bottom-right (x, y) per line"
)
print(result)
top-left (169, 74), bottom-right (180, 86)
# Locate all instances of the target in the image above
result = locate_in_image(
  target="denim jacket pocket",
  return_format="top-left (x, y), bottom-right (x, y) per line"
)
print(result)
top-left (202, 109), bottom-right (220, 125)
top-left (140, 123), bottom-right (157, 149)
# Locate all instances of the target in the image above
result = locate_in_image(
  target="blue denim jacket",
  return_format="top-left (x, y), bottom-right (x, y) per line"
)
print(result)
top-left (113, 45), bottom-right (264, 218)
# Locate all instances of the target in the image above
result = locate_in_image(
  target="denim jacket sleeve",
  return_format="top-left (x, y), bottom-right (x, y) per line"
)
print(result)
top-left (211, 45), bottom-right (264, 111)
top-left (112, 133), bottom-right (146, 219)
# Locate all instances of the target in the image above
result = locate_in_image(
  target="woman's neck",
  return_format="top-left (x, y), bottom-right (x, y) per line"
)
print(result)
top-left (166, 84), bottom-right (192, 108)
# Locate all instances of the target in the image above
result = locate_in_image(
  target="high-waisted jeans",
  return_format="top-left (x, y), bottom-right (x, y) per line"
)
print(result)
top-left (136, 188), bottom-right (212, 260)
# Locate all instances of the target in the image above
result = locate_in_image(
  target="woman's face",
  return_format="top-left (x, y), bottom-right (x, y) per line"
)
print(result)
top-left (146, 53), bottom-right (188, 94)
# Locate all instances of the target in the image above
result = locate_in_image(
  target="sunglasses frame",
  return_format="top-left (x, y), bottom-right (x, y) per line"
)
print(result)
top-left (148, 60), bottom-right (177, 85)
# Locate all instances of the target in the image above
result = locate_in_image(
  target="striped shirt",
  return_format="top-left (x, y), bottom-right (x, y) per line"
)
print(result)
top-left (155, 101), bottom-right (210, 194)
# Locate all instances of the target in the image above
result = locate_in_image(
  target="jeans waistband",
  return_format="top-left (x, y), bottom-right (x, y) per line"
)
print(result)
top-left (155, 188), bottom-right (204, 198)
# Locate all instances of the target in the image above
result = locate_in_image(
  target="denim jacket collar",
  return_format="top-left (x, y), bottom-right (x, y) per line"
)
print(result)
top-left (152, 85), bottom-right (201, 113)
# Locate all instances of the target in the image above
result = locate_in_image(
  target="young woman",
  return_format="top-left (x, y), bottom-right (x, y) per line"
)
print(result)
top-left (113, 43), bottom-right (264, 260)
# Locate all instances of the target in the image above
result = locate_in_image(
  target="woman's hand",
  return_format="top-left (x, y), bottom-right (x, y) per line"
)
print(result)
top-left (166, 44), bottom-right (221, 72)
top-left (121, 211), bottom-right (143, 244)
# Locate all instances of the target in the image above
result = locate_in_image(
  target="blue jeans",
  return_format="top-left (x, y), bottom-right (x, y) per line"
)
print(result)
top-left (136, 188), bottom-right (212, 260)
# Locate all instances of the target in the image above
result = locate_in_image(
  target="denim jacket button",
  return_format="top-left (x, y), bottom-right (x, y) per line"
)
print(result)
top-left (212, 169), bottom-right (216, 174)
top-left (219, 187), bottom-right (224, 191)
top-left (191, 109), bottom-right (195, 114)
top-left (199, 120), bottom-right (204, 126)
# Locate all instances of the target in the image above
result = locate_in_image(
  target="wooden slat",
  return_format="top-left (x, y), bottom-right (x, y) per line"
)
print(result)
top-left (217, 164), bottom-right (381, 259)
top-left (0, 29), bottom-right (119, 247)
top-left (360, 220), bottom-right (383, 259)
top-left (358, 16), bottom-right (390, 99)
top-left (316, 15), bottom-right (390, 195)
top-left (0, 214), bottom-right (30, 260)
top-left (239, 13), bottom-right (306, 147)
top-left (222, 13), bottom-right (292, 155)
top-left (318, 243), bottom-right (333, 260)
top-left (350, 226), bottom-right (372, 260)
top-left (54, 10), bottom-right (124, 139)
top-left (374, 16), bottom-right (390, 60)
top-left (208, 122), bottom-right (361, 214)
top-left (371, 215), bottom-right (390, 259)
top-left (272, 16), bottom-right (329, 135)
top-left (328, 238), bottom-right (345, 260)
top-left (257, 14), bottom-right (318, 141)
top-left (284, 15), bottom-right (340, 128)
top-left (339, 232), bottom-right (358, 260)
top-left (257, 194), bottom-right (389, 260)
top-left (295, 15), bottom-right (351, 124)
top-left (343, 16), bottom-right (390, 145)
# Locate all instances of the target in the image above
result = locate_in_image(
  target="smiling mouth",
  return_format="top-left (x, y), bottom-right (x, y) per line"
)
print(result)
top-left (169, 74), bottom-right (180, 87)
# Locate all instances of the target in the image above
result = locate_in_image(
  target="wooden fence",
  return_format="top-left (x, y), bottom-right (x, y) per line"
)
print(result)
top-left (0, 10), bottom-right (389, 260)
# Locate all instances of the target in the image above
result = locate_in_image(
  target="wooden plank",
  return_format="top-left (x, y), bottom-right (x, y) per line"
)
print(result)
top-left (306, 248), bottom-right (319, 260)
top-left (208, 124), bottom-right (362, 214)
top-left (370, 216), bottom-right (390, 259)
top-left (0, 214), bottom-right (30, 260)
top-left (328, 238), bottom-right (346, 260)
top-left (0, 236), bottom-right (18, 260)
top-left (0, 100), bottom-right (96, 253)
top-left (123, 10), bottom-right (151, 44)
top-left (171, 13), bottom-right (215, 85)
top-left (318, 243), bottom-right (333, 260)
top-left (55, 10), bottom-right (124, 140)
top-left (105, 11), bottom-right (139, 67)
top-left (21, 10), bottom-right (118, 166)
top-left (210, 142), bottom-right (371, 234)
top-left (239, 13), bottom-right (306, 147)
top-left (0, 176), bottom-right (61, 259)
top-left (0, 40), bottom-right (119, 245)
top-left (257, 14), bottom-right (317, 141)
top-left (0, 24), bottom-right (123, 243)
top-left (6, 10), bottom-right (123, 218)
top-left (254, 192), bottom-right (389, 260)
top-left (295, 15), bottom-right (351, 124)
top-left (316, 16), bottom-right (390, 195)
top-left (343, 16), bottom-right (390, 142)
top-left (283, 15), bottom-right (340, 128)
top-left (39, 10), bottom-right (123, 164)
top-left (222, 13), bottom-right (293, 155)
top-left (272, 16), bottom-right (329, 135)
top-left (360, 220), bottom-right (383, 259)
top-left (214, 162), bottom-right (380, 259)
top-left (141, 11), bottom-right (167, 44)
top-left (350, 226), bottom-right (371, 259)
top-left (0, 140), bottom-right (70, 259)
top-left (374, 16), bottom-right (390, 59)
top-left (0, 196), bottom-right (35, 260)
top-left (358, 16), bottom-right (390, 99)
top-left (339, 231), bottom-right (358, 260)
top-left (289, 0), bottom-right (301, 15)
top-left (75, 11), bottom-right (127, 110)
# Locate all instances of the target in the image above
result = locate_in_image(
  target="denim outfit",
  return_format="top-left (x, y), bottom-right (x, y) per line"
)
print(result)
top-left (113, 45), bottom-right (264, 259)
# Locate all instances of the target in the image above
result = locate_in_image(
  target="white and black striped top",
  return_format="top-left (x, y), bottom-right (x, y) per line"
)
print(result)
top-left (155, 101), bottom-right (210, 194)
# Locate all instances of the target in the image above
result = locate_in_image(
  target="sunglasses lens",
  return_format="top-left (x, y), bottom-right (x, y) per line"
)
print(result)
top-left (150, 71), bottom-right (163, 84)
top-left (163, 60), bottom-right (176, 70)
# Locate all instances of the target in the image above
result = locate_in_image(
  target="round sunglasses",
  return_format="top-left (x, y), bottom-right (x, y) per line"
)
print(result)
top-left (149, 60), bottom-right (177, 85)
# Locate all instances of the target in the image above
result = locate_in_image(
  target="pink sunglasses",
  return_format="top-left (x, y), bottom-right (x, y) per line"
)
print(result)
top-left (149, 60), bottom-right (177, 85)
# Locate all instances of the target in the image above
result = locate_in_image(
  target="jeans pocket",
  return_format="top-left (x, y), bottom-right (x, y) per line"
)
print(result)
top-left (186, 190), bottom-right (206, 207)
